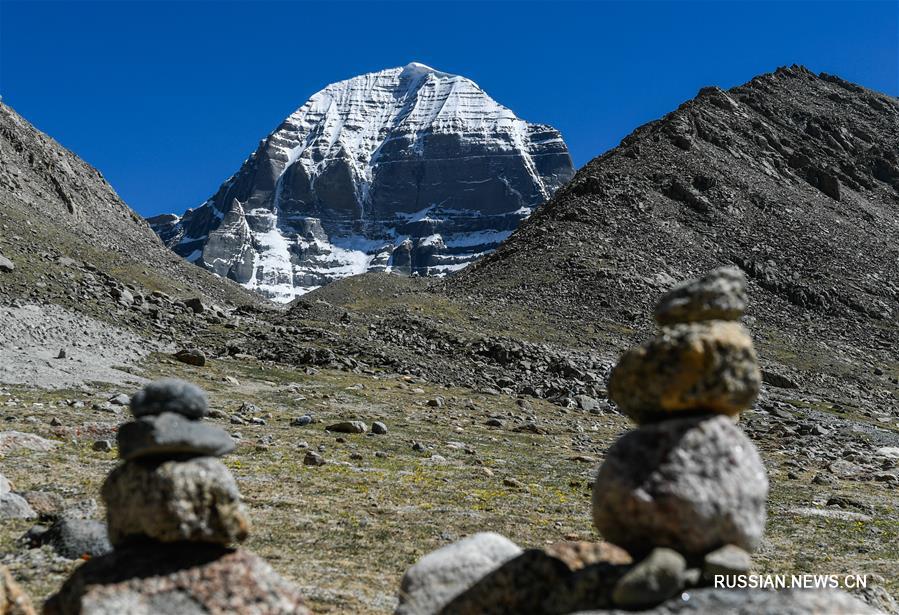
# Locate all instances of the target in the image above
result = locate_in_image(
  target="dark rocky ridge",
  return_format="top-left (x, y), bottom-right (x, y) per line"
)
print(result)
top-left (457, 65), bottom-right (898, 322)
top-left (0, 102), bottom-right (258, 313)
top-left (447, 65), bottom-right (897, 413)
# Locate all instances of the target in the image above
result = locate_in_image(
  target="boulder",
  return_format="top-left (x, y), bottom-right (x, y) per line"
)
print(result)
top-left (184, 297), bottom-right (206, 314)
top-left (761, 369), bottom-right (799, 389)
top-left (43, 517), bottom-right (112, 560)
top-left (116, 413), bottom-right (234, 460)
top-left (102, 457), bottom-right (249, 546)
top-left (43, 544), bottom-right (309, 615)
top-left (396, 532), bottom-right (522, 615)
top-left (0, 493), bottom-right (36, 520)
top-left (544, 541), bottom-right (632, 570)
top-left (575, 395), bottom-right (600, 413)
top-left (107, 394), bottom-right (130, 406)
top-left (702, 544), bottom-right (752, 582)
top-left (129, 379), bottom-right (208, 419)
top-left (439, 547), bottom-right (629, 614)
top-left (609, 321), bottom-right (761, 424)
top-left (654, 267), bottom-right (747, 325)
top-left (20, 491), bottom-right (64, 518)
top-left (0, 432), bottom-right (58, 455)
top-left (303, 451), bottom-right (326, 466)
top-left (611, 548), bottom-right (686, 609)
top-left (592, 415), bottom-right (768, 557)
top-left (0, 255), bottom-right (14, 273)
top-left (325, 421), bottom-right (367, 434)
top-left (437, 549), bottom-right (571, 615)
top-left (174, 349), bottom-right (206, 367)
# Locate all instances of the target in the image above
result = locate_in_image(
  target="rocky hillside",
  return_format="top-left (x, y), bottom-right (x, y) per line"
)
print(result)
top-left (0, 102), bottom-right (258, 315)
top-left (452, 65), bottom-right (898, 413)
top-left (0, 102), bottom-right (263, 390)
top-left (151, 62), bottom-right (573, 302)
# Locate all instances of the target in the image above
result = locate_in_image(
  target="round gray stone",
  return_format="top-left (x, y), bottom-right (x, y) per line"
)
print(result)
top-left (45, 517), bottom-right (112, 560)
top-left (117, 413), bottom-right (235, 460)
top-left (0, 492), bottom-right (36, 520)
top-left (592, 415), bottom-right (768, 557)
top-left (129, 379), bottom-right (208, 419)
top-left (102, 457), bottom-right (249, 547)
top-left (612, 548), bottom-right (686, 609)
top-left (396, 532), bottom-right (523, 615)
top-left (290, 415), bottom-right (313, 427)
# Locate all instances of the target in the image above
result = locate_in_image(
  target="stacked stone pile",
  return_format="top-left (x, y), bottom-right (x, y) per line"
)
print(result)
top-left (393, 268), bottom-right (877, 614)
top-left (44, 379), bottom-right (310, 614)
top-left (591, 267), bottom-right (767, 606)
top-left (594, 268), bottom-right (768, 564)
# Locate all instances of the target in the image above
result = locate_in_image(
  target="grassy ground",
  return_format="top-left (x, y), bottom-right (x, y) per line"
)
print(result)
top-left (1, 353), bottom-right (896, 613)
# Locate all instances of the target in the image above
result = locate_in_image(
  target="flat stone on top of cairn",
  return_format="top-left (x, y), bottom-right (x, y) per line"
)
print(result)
top-left (654, 266), bottom-right (748, 325)
top-left (129, 378), bottom-right (208, 419)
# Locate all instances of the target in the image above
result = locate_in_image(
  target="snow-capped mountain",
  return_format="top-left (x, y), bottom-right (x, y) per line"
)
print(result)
top-left (149, 62), bottom-right (574, 302)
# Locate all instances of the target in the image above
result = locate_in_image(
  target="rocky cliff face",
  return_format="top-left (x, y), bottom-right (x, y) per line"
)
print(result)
top-left (150, 62), bottom-right (573, 302)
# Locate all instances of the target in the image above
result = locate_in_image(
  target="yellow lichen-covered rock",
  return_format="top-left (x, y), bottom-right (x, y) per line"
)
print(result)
top-left (609, 320), bottom-right (760, 424)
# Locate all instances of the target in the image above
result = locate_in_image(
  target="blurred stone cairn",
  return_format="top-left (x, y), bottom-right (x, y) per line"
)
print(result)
top-left (395, 268), bottom-right (876, 614)
top-left (44, 379), bottom-right (310, 615)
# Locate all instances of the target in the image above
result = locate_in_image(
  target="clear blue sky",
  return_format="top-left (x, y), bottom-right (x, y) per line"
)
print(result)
top-left (1, 1), bottom-right (896, 217)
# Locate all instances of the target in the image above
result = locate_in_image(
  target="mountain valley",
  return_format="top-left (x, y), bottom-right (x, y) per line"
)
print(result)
top-left (0, 65), bottom-right (897, 614)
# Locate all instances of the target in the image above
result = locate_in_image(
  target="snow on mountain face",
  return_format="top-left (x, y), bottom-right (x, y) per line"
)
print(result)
top-left (149, 63), bottom-right (574, 302)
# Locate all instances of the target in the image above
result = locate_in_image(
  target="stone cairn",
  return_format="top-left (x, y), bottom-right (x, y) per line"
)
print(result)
top-left (592, 266), bottom-right (768, 607)
top-left (395, 268), bottom-right (875, 614)
top-left (44, 379), bottom-right (310, 615)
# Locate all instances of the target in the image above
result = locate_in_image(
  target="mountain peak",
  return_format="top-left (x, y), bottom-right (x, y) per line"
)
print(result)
top-left (151, 66), bottom-right (574, 302)
top-left (399, 61), bottom-right (442, 78)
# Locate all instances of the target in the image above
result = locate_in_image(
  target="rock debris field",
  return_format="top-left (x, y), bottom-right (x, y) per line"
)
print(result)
top-left (1, 268), bottom-right (895, 614)
top-left (0, 304), bottom-right (154, 389)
